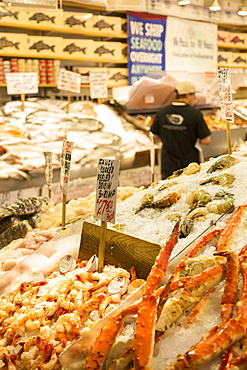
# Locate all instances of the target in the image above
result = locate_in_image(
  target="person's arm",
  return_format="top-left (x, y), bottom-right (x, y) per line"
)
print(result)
top-left (152, 133), bottom-right (162, 145)
top-left (199, 135), bottom-right (211, 145)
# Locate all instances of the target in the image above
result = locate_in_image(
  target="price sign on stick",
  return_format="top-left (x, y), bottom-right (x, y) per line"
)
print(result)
top-left (58, 69), bottom-right (81, 114)
top-left (89, 70), bottom-right (108, 99)
top-left (95, 158), bottom-right (120, 272)
top-left (6, 72), bottom-right (38, 95)
top-left (43, 151), bottom-right (53, 199)
top-left (57, 69), bottom-right (81, 94)
top-left (149, 132), bottom-right (155, 184)
top-left (95, 159), bottom-right (120, 224)
top-left (60, 140), bottom-right (73, 229)
top-left (6, 72), bottom-right (38, 112)
top-left (217, 67), bottom-right (234, 154)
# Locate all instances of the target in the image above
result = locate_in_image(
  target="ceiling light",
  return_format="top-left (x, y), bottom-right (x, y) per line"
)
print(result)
top-left (178, 0), bottom-right (190, 5)
top-left (209, 0), bottom-right (221, 11)
top-left (238, 1), bottom-right (247, 16)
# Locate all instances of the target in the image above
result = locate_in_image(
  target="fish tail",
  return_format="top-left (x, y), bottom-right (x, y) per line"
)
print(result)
top-left (50, 16), bottom-right (55, 23)
top-left (14, 42), bottom-right (19, 50)
top-left (13, 12), bottom-right (19, 19)
top-left (50, 45), bottom-right (55, 52)
top-left (110, 24), bottom-right (114, 30)
top-left (110, 50), bottom-right (115, 55)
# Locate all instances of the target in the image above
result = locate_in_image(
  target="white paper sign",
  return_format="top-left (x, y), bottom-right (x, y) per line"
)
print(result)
top-left (106, 0), bottom-right (145, 11)
top-left (3, 0), bottom-right (57, 10)
top-left (89, 70), bottom-right (108, 99)
top-left (57, 69), bottom-right (81, 94)
top-left (165, 17), bottom-right (217, 73)
top-left (217, 67), bottom-right (234, 123)
top-left (6, 73), bottom-right (38, 95)
top-left (44, 151), bottom-right (53, 188)
top-left (95, 159), bottom-right (120, 224)
top-left (149, 133), bottom-right (155, 175)
top-left (60, 140), bottom-right (73, 195)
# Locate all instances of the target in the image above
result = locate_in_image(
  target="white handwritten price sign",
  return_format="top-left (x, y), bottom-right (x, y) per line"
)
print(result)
top-left (89, 70), bottom-right (108, 99)
top-left (95, 159), bottom-right (120, 224)
top-left (57, 69), bottom-right (81, 94)
top-left (217, 67), bottom-right (233, 155)
top-left (149, 132), bottom-right (155, 183)
top-left (44, 151), bottom-right (53, 198)
top-left (217, 67), bottom-right (234, 123)
top-left (60, 140), bottom-right (73, 195)
top-left (6, 72), bottom-right (38, 95)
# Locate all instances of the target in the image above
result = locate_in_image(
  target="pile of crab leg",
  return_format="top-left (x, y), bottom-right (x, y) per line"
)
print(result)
top-left (84, 204), bottom-right (247, 370)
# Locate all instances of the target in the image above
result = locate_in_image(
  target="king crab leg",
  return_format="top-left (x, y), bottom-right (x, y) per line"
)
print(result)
top-left (164, 242), bottom-right (247, 370)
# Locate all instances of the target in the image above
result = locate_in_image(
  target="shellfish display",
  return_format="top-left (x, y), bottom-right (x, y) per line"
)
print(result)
top-left (1, 151), bottom-right (247, 370)
top-left (70, 150), bottom-right (247, 370)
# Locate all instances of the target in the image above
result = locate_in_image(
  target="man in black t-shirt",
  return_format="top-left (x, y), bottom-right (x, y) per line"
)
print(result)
top-left (150, 80), bottom-right (211, 179)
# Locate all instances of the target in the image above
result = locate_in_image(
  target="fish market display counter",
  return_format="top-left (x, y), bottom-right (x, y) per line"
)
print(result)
top-left (0, 149), bottom-right (161, 206)
top-left (199, 126), bottom-right (247, 160)
top-left (0, 99), bottom-right (160, 205)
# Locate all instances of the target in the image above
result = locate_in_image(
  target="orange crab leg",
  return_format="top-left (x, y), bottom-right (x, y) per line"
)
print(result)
top-left (85, 301), bottom-right (139, 370)
top-left (165, 244), bottom-right (247, 370)
top-left (134, 295), bottom-right (157, 370)
top-left (215, 251), bottom-right (239, 370)
top-left (219, 251), bottom-right (239, 324)
top-left (86, 224), bottom-right (180, 370)
top-left (155, 229), bottom-right (221, 315)
top-left (156, 263), bottom-right (226, 332)
top-left (166, 317), bottom-right (247, 370)
top-left (226, 352), bottom-right (247, 369)
top-left (144, 222), bottom-right (180, 296)
top-left (132, 223), bottom-right (180, 370)
top-left (220, 245), bottom-right (247, 370)
top-left (215, 205), bottom-right (247, 253)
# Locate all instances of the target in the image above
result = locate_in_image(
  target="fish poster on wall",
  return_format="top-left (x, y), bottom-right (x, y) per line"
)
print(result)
top-left (127, 12), bottom-right (166, 85)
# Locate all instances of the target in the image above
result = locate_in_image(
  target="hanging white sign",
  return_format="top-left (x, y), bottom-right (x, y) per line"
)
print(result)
top-left (105, 0), bottom-right (145, 11)
top-left (6, 72), bottom-right (38, 95)
top-left (3, 0), bottom-right (57, 10)
top-left (165, 17), bottom-right (217, 73)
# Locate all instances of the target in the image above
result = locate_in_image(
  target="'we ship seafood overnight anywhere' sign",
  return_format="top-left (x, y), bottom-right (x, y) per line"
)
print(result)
top-left (95, 159), bottom-right (120, 224)
top-left (127, 12), bottom-right (166, 85)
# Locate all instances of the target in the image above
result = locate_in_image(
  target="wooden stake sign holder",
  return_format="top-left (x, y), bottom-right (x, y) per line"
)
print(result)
top-left (79, 220), bottom-right (161, 280)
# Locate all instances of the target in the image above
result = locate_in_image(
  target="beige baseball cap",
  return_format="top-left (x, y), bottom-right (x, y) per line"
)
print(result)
top-left (175, 81), bottom-right (197, 94)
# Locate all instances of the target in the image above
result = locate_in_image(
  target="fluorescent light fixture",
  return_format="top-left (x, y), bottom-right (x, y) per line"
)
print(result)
top-left (209, 0), bottom-right (221, 11)
top-left (178, 0), bottom-right (190, 5)
top-left (238, 1), bottom-right (247, 16)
